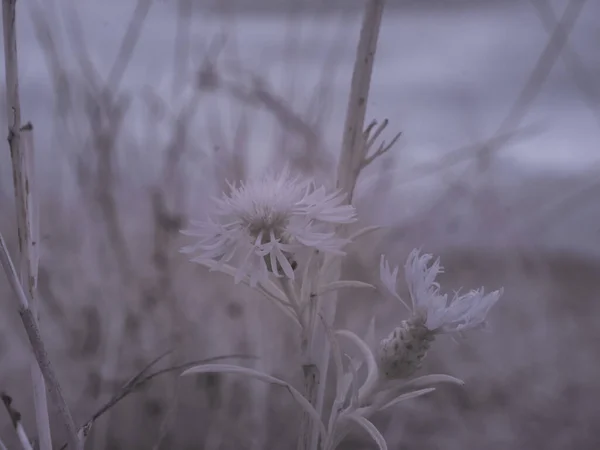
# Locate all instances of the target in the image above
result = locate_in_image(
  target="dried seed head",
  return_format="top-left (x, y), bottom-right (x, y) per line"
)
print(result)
top-left (377, 319), bottom-right (435, 380)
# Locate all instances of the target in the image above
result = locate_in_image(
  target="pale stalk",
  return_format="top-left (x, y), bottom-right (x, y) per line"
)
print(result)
top-left (2, 7), bottom-right (80, 448)
top-left (278, 277), bottom-right (318, 450)
top-left (1, 2), bottom-right (53, 449)
top-left (21, 126), bottom-right (52, 450)
top-left (0, 233), bottom-right (81, 450)
top-left (313, 2), bottom-right (386, 450)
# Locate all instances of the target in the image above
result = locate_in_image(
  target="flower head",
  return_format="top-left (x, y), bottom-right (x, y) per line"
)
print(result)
top-left (376, 250), bottom-right (502, 382)
top-left (380, 249), bottom-right (503, 334)
top-left (182, 168), bottom-right (356, 286)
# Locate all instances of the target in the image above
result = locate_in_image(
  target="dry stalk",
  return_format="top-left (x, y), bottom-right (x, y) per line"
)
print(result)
top-left (2, 12), bottom-right (80, 449)
top-left (1, 1), bottom-right (53, 449)
top-left (529, 0), bottom-right (600, 127)
top-left (20, 125), bottom-right (53, 450)
top-left (477, 0), bottom-right (588, 172)
top-left (312, 2), bottom-right (387, 450)
top-left (0, 233), bottom-right (81, 450)
top-left (335, 0), bottom-right (385, 202)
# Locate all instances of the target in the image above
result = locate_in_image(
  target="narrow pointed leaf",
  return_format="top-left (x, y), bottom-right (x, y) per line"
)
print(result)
top-left (377, 373), bottom-right (464, 404)
top-left (365, 316), bottom-right (376, 347)
top-left (192, 260), bottom-right (300, 325)
top-left (402, 374), bottom-right (464, 391)
top-left (319, 315), bottom-right (344, 399)
top-left (336, 330), bottom-right (378, 395)
top-left (378, 387), bottom-right (436, 412)
top-left (347, 356), bottom-right (360, 408)
top-left (348, 225), bottom-right (381, 242)
top-left (181, 364), bottom-right (327, 440)
top-left (299, 250), bottom-right (316, 307)
top-left (345, 414), bottom-right (388, 450)
top-left (320, 315), bottom-right (347, 435)
top-left (194, 260), bottom-right (287, 302)
top-left (317, 280), bottom-right (375, 295)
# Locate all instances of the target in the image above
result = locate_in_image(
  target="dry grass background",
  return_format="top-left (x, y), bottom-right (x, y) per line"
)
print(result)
top-left (1, 0), bottom-right (600, 449)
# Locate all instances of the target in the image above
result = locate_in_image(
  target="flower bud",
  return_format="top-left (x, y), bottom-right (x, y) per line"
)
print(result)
top-left (377, 319), bottom-right (435, 380)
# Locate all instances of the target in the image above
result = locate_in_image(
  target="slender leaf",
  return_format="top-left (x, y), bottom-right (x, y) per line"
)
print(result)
top-left (320, 315), bottom-right (346, 436)
top-left (319, 315), bottom-right (344, 400)
top-left (348, 225), bottom-right (381, 242)
top-left (181, 364), bottom-right (327, 441)
top-left (364, 316), bottom-right (376, 347)
top-left (375, 374), bottom-right (463, 407)
top-left (193, 260), bottom-right (300, 325)
top-left (347, 355), bottom-right (360, 408)
top-left (317, 280), bottom-right (375, 295)
top-left (194, 260), bottom-right (287, 302)
top-left (377, 387), bottom-right (436, 412)
top-left (402, 374), bottom-right (464, 390)
top-left (338, 366), bottom-right (354, 409)
top-left (300, 249), bottom-right (316, 307)
top-left (345, 414), bottom-right (388, 450)
top-left (336, 329), bottom-right (378, 397)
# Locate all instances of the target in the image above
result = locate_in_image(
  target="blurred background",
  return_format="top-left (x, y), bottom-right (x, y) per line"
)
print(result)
top-left (1, 0), bottom-right (599, 448)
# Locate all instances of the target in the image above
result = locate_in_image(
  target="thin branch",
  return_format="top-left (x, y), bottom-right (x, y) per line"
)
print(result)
top-left (364, 119), bottom-right (388, 153)
top-left (480, 0), bottom-right (588, 167)
top-left (172, 0), bottom-right (192, 96)
top-left (394, 124), bottom-right (542, 186)
top-left (105, 0), bottom-right (152, 94)
top-left (528, 0), bottom-right (600, 128)
top-left (362, 130), bottom-right (402, 169)
top-left (0, 234), bottom-right (82, 450)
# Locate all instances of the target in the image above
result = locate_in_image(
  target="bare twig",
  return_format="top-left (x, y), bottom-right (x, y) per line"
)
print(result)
top-left (362, 129), bottom-right (402, 169)
top-left (528, 0), bottom-right (600, 127)
top-left (172, 0), bottom-right (192, 96)
top-left (364, 119), bottom-right (388, 153)
top-left (61, 1), bottom-right (101, 90)
top-left (0, 234), bottom-right (81, 450)
top-left (105, 0), bottom-right (152, 94)
top-left (1, 393), bottom-right (33, 450)
top-left (478, 0), bottom-right (588, 169)
top-left (394, 124), bottom-right (542, 186)
top-left (28, 1), bottom-right (73, 117)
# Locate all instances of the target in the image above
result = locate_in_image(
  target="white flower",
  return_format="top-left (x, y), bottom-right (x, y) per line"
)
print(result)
top-left (380, 249), bottom-right (502, 334)
top-left (182, 168), bottom-right (356, 286)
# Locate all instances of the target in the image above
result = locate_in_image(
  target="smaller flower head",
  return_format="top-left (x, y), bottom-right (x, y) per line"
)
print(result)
top-left (380, 250), bottom-right (503, 334)
top-left (182, 168), bottom-right (356, 286)
top-left (376, 250), bottom-right (502, 381)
